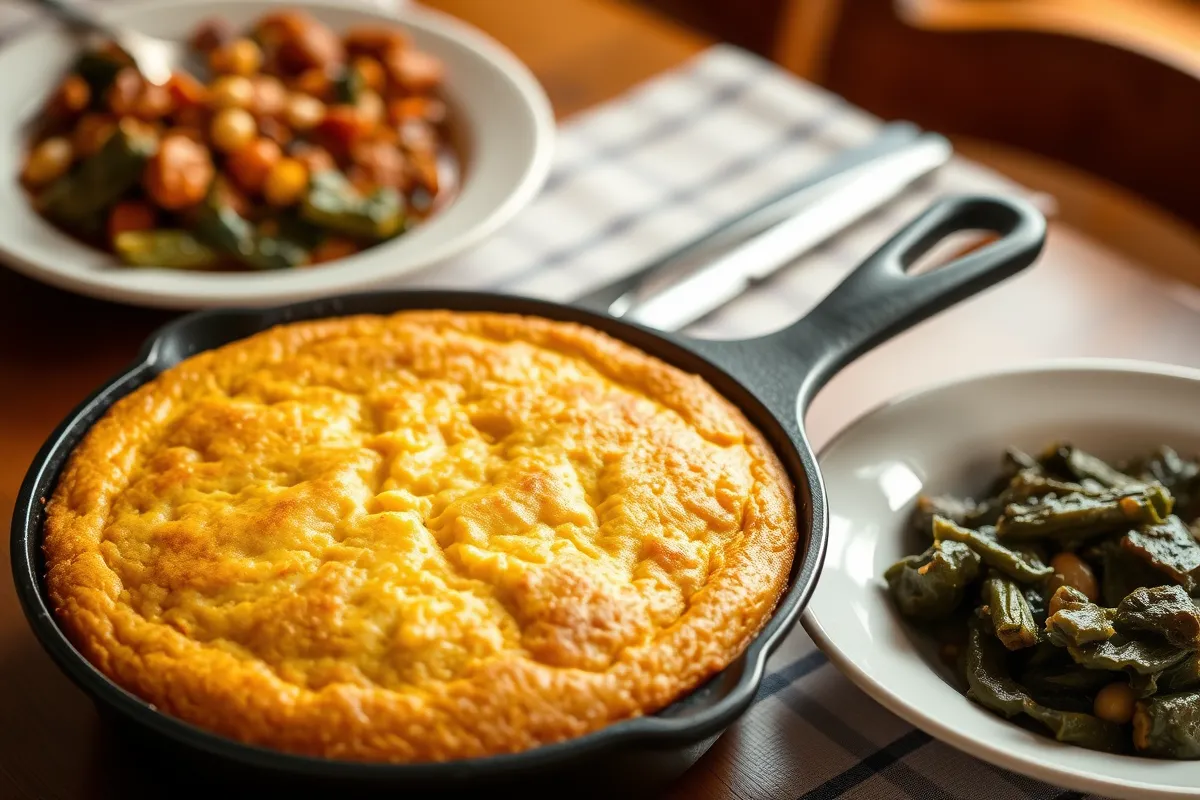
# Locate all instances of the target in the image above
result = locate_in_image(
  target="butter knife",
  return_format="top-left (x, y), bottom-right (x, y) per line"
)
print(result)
top-left (609, 132), bottom-right (954, 332)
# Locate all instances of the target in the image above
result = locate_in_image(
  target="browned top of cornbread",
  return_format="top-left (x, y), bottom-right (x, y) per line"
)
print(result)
top-left (44, 310), bottom-right (797, 762)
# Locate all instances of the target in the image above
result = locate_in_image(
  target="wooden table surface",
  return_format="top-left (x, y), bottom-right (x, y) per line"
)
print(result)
top-left (4, 0), bottom-right (1200, 797)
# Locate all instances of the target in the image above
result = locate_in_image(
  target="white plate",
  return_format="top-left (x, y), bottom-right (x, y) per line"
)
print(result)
top-left (804, 359), bottom-right (1200, 800)
top-left (0, 0), bottom-right (554, 309)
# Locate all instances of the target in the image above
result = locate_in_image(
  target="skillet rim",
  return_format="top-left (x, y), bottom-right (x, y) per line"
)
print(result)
top-left (10, 289), bottom-right (827, 781)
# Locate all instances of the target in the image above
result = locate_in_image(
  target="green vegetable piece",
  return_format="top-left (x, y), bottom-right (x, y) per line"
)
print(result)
top-left (1130, 670), bottom-right (1161, 699)
top-left (959, 465), bottom-right (1089, 530)
top-left (995, 483), bottom-right (1173, 541)
top-left (983, 574), bottom-right (1040, 650)
top-left (114, 230), bottom-right (219, 270)
top-left (1115, 585), bottom-right (1200, 650)
top-left (1068, 636), bottom-right (1189, 675)
top-left (1095, 539), bottom-right (1171, 607)
top-left (301, 170), bottom-right (405, 241)
top-left (882, 443), bottom-right (1200, 758)
top-left (194, 202), bottom-right (307, 271)
top-left (1134, 691), bottom-right (1200, 758)
top-left (964, 464), bottom-right (1087, 529)
top-left (37, 121), bottom-right (157, 226)
top-left (1003, 470), bottom-right (1098, 504)
top-left (1134, 446), bottom-right (1198, 488)
top-left (1020, 663), bottom-right (1115, 695)
top-left (974, 447), bottom-right (1040, 502)
top-left (1131, 446), bottom-right (1200, 521)
top-left (73, 49), bottom-right (127, 109)
top-left (333, 63), bottom-right (365, 103)
top-left (885, 540), bottom-right (981, 621)
top-left (964, 617), bottom-right (1028, 718)
top-left (1020, 654), bottom-right (1120, 713)
top-left (1121, 516), bottom-right (1200, 593)
top-left (934, 517), bottom-right (1053, 582)
top-left (1045, 586), bottom-right (1116, 647)
top-left (1021, 699), bottom-right (1127, 753)
top-left (1040, 442), bottom-right (1142, 490)
top-left (910, 495), bottom-right (978, 536)
top-left (1160, 654), bottom-right (1200, 692)
top-left (277, 212), bottom-right (327, 251)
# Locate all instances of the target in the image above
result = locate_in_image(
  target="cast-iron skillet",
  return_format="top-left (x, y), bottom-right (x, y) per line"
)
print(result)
top-left (11, 195), bottom-right (1045, 797)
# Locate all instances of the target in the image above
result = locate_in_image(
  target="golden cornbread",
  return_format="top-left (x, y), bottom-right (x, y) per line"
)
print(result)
top-left (44, 311), bottom-right (798, 762)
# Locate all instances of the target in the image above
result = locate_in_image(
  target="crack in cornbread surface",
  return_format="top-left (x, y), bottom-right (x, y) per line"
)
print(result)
top-left (44, 311), bottom-right (798, 762)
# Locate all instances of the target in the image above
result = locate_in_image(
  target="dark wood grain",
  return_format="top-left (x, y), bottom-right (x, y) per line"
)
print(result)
top-left (806, 0), bottom-right (1200, 230)
top-left (631, 0), bottom-right (785, 54)
top-left (425, 0), bottom-right (707, 118)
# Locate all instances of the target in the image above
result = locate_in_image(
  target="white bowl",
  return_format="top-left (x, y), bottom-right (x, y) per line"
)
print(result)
top-left (804, 359), bottom-right (1200, 800)
top-left (0, 0), bottom-right (554, 309)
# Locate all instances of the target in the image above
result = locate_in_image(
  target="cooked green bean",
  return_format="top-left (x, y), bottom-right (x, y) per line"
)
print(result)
top-left (964, 618), bottom-right (1027, 718)
top-left (983, 575), bottom-right (1040, 650)
top-left (301, 170), bottom-right (405, 241)
top-left (1067, 637), bottom-right (1189, 675)
top-left (883, 441), bottom-right (1200, 759)
top-left (1114, 585), bottom-right (1200, 650)
top-left (38, 121), bottom-right (156, 227)
top-left (1020, 662), bottom-right (1116, 695)
top-left (1040, 443), bottom-right (1142, 490)
top-left (885, 540), bottom-right (981, 621)
top-left (909, 495), bottom-right (978, 537)
top-left (1134, 692), bottom-right (1200, 758)
top-left (996, 483), bottom-right (1172, 541)
top-left (1121, 516), bottom-right (1200, 592)
top-left (1022, 699), bottom-right (1127, 753)
top-left (934, 517), bottom-right (1053, 583)
top-left (1045, 586), bottom-right (1115, 648)
top-left (966, 618), bottom-right (1124, 750)
top-left (194, 200), bottom-right (308, 271)
top-left (1160, 654), bottom-right (1200, 693)
top-left (114, 230), bottom-right (219, 269)
top-left (1131, 446), bottom-right (1200, 521)
top-left (1002, 470), bottom-right (1098, 505)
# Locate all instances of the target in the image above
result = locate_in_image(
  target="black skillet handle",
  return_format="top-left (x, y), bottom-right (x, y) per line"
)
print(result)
top-left (741, 194), bottom-right (1046, 410)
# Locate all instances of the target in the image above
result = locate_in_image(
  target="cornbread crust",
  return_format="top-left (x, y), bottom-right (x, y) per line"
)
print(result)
top-left (44, 311), bottom-right (798, 762)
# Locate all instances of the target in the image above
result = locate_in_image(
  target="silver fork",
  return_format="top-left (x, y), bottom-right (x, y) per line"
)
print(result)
top-left (29, 0), bottom-right (205, 85)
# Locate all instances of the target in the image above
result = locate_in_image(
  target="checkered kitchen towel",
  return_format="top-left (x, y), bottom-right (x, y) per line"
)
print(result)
top-left (417, 45), bottom-right (1088, 800)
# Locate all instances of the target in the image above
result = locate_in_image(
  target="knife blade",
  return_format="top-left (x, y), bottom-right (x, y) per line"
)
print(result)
top-left (609, 132), bottom-right (954, 332)
top-left (578, 121), bottom-right (925, 315)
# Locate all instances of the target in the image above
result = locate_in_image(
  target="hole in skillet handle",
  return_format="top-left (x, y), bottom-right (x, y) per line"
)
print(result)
top-left (739, 193), bottom-right (1048, 411)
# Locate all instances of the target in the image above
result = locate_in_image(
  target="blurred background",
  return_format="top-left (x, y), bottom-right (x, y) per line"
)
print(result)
top-left (623, 0), bottom-right (1200, 285)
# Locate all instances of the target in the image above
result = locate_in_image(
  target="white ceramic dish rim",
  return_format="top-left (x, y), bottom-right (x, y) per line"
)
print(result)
top-left (0, 0), bottom-right (555, 309)
top-left (803, 357), bottom-right (1200, 800)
